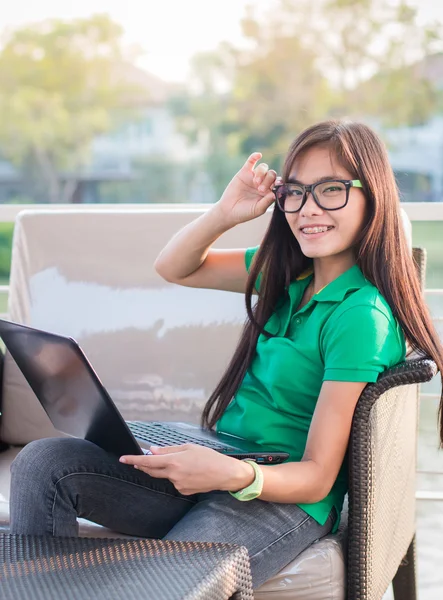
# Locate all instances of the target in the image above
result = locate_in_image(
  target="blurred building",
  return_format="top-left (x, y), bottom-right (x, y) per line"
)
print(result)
top-left (1, 57), bottom-right (443, 204)
top-left (383, 117), bottom-right (443, 203)
top-left (0, 65), bottom-right (213, 204)
top-left (380, 53), bottom-right (443, 203)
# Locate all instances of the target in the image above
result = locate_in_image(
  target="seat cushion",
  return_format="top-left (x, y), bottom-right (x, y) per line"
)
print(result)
top-left (255, 507), bottom-right (347, 600)
top-left (0, 447), bottom-right (20, 532)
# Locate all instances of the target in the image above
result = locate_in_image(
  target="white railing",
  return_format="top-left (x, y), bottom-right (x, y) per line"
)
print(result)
top-left (0, 200), bottom-right (441, 219)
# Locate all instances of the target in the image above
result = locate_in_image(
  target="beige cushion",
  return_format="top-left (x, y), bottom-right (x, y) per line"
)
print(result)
top-left (255, 528), bottom-right (346, 600)
top-left (1, 209), bottom-right (269, 444)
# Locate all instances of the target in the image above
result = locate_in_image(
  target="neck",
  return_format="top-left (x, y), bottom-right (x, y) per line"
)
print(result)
top-left (311, 252), bottom-right (356, 293)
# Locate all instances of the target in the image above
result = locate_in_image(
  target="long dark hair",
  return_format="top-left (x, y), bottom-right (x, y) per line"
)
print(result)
top-left (201, 119), bottom-right (443, 446)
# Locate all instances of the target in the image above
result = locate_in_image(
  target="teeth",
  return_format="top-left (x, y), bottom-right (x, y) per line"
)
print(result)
top-left (302, 226), bottom-right (330, 234)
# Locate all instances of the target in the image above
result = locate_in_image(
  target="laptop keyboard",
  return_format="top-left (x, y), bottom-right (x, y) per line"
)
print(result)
top-left (127, 421), bottom-right (233, 451)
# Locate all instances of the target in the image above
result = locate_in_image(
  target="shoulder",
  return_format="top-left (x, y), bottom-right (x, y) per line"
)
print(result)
top-left (321, 289), bottom-right (399, 352)
top-left (321, 282), bottom-right (404, 353)
top-left (328, 282), bottom-right (397, 327)
top-left (320, 281), bottom-right (406, 382)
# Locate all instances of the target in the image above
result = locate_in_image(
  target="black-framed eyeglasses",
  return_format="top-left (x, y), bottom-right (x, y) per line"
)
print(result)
top-left (272, 179), bottom-right (363, 213)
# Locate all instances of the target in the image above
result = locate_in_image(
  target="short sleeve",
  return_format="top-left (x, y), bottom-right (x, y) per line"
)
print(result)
top-left (321, 304), bottom-right (406, 383)
top-left (245, 246), bottom-right (259, 272)
top-left (245, 246), bottom-right (261, 291)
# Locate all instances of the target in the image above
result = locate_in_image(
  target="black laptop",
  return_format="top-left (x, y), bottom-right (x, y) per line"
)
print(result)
top-left (0, 319), bottom-right (288, 464)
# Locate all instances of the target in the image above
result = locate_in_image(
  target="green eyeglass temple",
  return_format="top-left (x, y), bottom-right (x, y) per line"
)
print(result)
top-left (352, 180), bottom-right (363, 187)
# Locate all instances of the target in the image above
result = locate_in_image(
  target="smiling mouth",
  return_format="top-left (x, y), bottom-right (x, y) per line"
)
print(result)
top-left (300, 226), bottom-right (334, 235)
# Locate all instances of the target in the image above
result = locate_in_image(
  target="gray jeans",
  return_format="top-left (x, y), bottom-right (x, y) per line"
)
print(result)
top-left (10, 438), bottom-right (335, 589)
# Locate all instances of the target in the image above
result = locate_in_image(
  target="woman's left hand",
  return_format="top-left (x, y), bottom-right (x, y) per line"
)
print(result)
top-left (120, 444), bottom-right (254, 495)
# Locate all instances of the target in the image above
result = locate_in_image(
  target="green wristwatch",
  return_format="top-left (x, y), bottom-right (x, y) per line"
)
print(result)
top-left (229, 459), bottom-right (264, 501)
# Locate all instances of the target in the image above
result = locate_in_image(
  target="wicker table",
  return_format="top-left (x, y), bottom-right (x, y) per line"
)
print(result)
top-left (0, 534), bottom-right (253, 600)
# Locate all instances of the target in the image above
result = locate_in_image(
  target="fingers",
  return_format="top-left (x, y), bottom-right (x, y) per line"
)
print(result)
top-left (241, 153), bottom-right (271, 181)
top-left (119, 454), bottom-right (172, 469)
top-left (241, 152), bottom-right (278, 193)
top-left (242, 152), bottom-right (262, 172)
top-left (253, 162), bottom-right (268, 186)
top-left (255, 191), bottom-right (276, 215)
top-left (120, 444), bottom-right (190, 468)
top-left (251, 156), bottom-right (276, 191)
top-left (119, 455), bottom-right (168, 478)
top-left (120, 445), bottom-right (187, 462)
top-left (120, 450), bottom-right (186, 482)
top-left (256, 168), bottom-right (277, 193)
top-left (149, 445), bottom-right (188, 455)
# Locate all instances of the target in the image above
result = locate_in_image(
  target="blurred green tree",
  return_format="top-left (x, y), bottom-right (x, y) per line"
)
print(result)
top-left (171, 0), bottom-right (443, 184)
top-left (315, 0), bottom-right (443, 125)
top-left (168, 48), bottom-right (250, 197)
top-left (0, 14), bottom-right (142, 203)
top-left (98, 156), bottom-right (194, 204)
top-left (171, 21), bottom-right (334, 177)
top-left (0, 223), bottom-right (13, 281)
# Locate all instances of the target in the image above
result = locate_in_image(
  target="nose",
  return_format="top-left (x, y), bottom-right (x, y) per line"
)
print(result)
top-left (300, 191), bottom-right (324, 217)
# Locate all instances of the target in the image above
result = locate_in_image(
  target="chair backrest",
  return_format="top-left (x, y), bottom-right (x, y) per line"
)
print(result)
top-left (412, 247), bottom-right (427, 291)
top-left (347, 247), bottom-right (437, 599)
top-left (0, 208), bottom-right (268, 444)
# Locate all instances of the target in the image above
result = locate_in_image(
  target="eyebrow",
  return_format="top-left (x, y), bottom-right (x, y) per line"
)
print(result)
top-left (286, 175), bottom-right (344, 185)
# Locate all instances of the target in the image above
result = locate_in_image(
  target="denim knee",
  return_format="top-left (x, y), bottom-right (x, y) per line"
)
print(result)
top-left (10, 438), bottom-right (97, 536)
top-left (10, 437), bottom-right (94, 482)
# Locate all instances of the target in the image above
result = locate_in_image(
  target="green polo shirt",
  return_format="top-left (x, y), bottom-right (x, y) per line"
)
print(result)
top-left (216, 246), bottom-right (406, 532)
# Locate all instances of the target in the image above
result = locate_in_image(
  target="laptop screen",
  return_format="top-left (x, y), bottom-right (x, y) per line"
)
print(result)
top-left (0, 320), bottom-right (140, 455)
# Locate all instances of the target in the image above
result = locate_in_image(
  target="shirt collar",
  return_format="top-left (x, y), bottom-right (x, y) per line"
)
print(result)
top-left (296, 267), bottom-right (313, 281)
top-left (312, 264), bottom-right (368, 303)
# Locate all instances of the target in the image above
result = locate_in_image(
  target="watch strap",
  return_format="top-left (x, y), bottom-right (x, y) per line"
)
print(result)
top-left (229, 459), bottom-right (264, 501)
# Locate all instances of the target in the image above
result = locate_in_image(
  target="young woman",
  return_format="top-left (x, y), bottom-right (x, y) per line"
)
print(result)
top-left (10, 120), bottom-right (443, 590)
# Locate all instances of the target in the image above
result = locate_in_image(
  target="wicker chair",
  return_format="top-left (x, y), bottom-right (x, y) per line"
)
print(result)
top-left (346, 248), bottom-right (438, 599)
top-left (0, 210), bottom-right (436, 599)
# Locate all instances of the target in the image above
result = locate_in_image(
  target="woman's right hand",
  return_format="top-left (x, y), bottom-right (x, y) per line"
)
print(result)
top-left (213, 153), bottom-right (278, 227)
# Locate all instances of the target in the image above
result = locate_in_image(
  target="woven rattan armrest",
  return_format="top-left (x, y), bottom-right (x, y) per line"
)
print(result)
top-left (347, 357), bottom-right (437, 600)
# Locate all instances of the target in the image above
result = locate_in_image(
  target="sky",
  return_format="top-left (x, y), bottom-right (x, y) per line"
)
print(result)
top-left (1, 0), bottom-right (443, 82)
